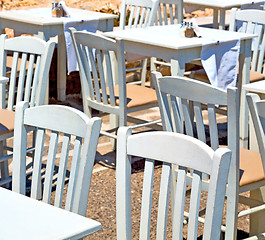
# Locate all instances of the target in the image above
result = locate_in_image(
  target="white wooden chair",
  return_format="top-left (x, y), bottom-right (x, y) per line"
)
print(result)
top-left (0, 34), bottom-right (55, 187)
top-left (12, 101), bottom-right (102, 216)
top-left (150, 0), bottom-right (183, 76)
top-left (189, 8), bottom-right (265, 149)
top-left (246, 93), bottom-right (265, 239)
top-left (70, 29), bottom-right (158, 141)
top-left (116, 127), bottom-right (232, 239)
top-left (119, 0), bottom-right (159, 86)
top-left (152, 72), bottom-right (265, 239)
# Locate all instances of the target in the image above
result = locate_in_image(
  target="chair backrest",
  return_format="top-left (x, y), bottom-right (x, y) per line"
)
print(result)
top-left (116, 127), bottom-right (231, 239)
top-left (229, 8), bottom-right (265, 74)
top-left (70, 28), bottom-right (127, 119)
top-left (246, 93), bottom-right (265, 173)
top-left (0, 34), bottom-right (55, 110)
top-left (12, 101), bottom-right (102, 216)
top-left (119, 0), bottom-right (159, 30)
top-left (152, 72), bottom-right (239, 190)
top-left (154, 0), bottom-right (183, 26)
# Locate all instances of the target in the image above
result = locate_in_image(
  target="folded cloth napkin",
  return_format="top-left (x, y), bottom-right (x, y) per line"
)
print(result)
top-left (10, 8), bottom-right (99, 74)
top-left (198, 25), bottom-right (240, 89)
top-left (201, 40), bottom-right (240, 89)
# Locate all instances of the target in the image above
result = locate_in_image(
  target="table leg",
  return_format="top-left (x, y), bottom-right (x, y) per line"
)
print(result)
top-left (57, 33), bottom-right (67, 101)
top-left (219, 9), bottom-right (226, 30)
top-left (170, 59), bottom-right (185, 77)
top-left (239, 39), bottom-right (252, 149)
top-left (213, 9), bottom-right (219, 29)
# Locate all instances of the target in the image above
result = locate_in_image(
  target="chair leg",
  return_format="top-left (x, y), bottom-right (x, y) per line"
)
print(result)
top-left (225, 183), bottom-right (239, 240)
top-left (0, 141), bottom-right (10, 188)
top-left (140, 58), bottom-right (148, 86)
top-left (110, 114), bottom-right (119, 150)
top-left (249, 187), bottom-right (265, 236)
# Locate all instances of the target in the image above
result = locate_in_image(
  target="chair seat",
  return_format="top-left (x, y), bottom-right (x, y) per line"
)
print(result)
top-left (113, 84), bottom-right (158, 109)
top-left (239, 148), bottom-right (265, 187)
top-left (0, 109), bottom-right (15, 136)
top-left (189, 68), bottom-right (265, 84)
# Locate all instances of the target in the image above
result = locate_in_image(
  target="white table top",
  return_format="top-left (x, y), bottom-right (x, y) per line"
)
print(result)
top-left (104, 25), bottom-right (256, 50)
top-left (184, 0), bottom-right (264, 9)
top-left (243, 80), bottom-right (265, 94)
top-left (0, 187), bottom-right (101, 240)
top-left (0, 8), bottom-right (117, 26)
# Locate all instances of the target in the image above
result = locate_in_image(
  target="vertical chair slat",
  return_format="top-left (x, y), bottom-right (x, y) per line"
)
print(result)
top-left (16, 53), bottom-right (28, 103)
top-left (97, 50), bottom-right (108, 104)
top-left (241, 22), bottom-right (247, 32)
top-left (163, 4), bottom-right (168, 25)
top-left (251, 25), bottom-right (262, 71)
top-left (24, 54), bottom-right (35, 102)
top-left (54, 133), bottom-right (71, 208)
top-left (43, 131), bottom-right (59, 204)
top-left (128, 6), bottom-right (135, 28)
top-left (181, 99), bottom-right (194, 137)
top-left (104, 51), bottom-right (116, 106)
top-left (160, 92), bottom-right (174, 131)
top-left (187, 171), bottom-right (202, 240)
top-left (139, 159), bottom-right (155, 240)
top-left (207, 104), bottom-right (219, 150)
top-left (169, 4), bottom-right (174, 24)
top-left (136, 7), bottom-right (142, 28)
top-left (89, 48), bottom-right (101, 102)
top-left (194, 102), bottom-right (206, 143)
top-left (81, 45), bottom-right (95, 101)
top-left (170, 95), bottom-right (184, 133)
top-left (138, 8), bottom-right (145, 28)
top-left (7, 51), bottom-right (19, 110)
top-left (144, 8), bottom-right (151, 28)
top-left (172, 167), bottom-right (187, 240)
top-left (30, 128), bottom-right (45, 200)
top-left (156, 162), bottom-right (171, 240)
top-left (65, 136), bottom-right (82, 212)
top-left (30, 55), bottom-right (41, 107)
top-left (257, 30), bottom-right (265, 73)
top-left (248, 22), bottom-right (256, 34)
top-left (158, 5), bottom-right (163, 25)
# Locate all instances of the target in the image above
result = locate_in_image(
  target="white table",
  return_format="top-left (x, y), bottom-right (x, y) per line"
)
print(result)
top-left (184, 0), bottom-right (264, 29)
top-left (104, 24), bottom-right (256, 148)
top-left (0, 187), bottom-right (101, 239)
top-left (0, 8), bottom-right (118, 101)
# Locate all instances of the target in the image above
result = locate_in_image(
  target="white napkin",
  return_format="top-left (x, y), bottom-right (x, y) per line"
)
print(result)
top-left (201, 40), bottom-right (240, 89)
top-left (199, 25), bottom-right (240, 89)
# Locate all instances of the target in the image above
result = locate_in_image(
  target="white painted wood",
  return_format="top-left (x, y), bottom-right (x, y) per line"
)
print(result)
top-left (116, 127), bottom-right (231, 239)
top-left (0, 186), bottom-right (101, 239)
top-left (12, 102), bottom-right (102, 217)
top-left (70, 29), bottom-right (158, 143)
top-left (229, 8), bottom-right (265, 150)
top-left (0, 8), bottom-right (118, 101)
top-left (120, 0), bottom-right (159, 86)
top-left (152, 73), bottom-right (240, 240)
top-left (0, 34), bottom-right (55, 187)
top-left (151, 0), bottom-right (184, 73)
